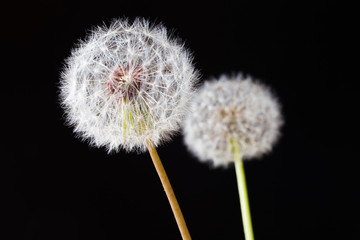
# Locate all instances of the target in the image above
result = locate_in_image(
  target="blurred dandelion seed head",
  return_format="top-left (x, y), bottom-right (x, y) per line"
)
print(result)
top-left (183, 73), bottom-right (283, 167)
top-left (60, 18), bottom-right (198, 153)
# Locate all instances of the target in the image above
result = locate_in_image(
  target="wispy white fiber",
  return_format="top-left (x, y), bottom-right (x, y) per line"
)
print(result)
top-left (183, 73), bottom-right (283, 167)
top-left (60, 18), bottom-right (198, 153)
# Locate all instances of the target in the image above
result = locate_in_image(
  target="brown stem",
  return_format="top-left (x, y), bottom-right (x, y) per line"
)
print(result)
top-left (146, 140), bottom-right (192, 240)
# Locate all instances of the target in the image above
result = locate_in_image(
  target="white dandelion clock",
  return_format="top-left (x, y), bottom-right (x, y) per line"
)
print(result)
top-left (60, 18), bottom-right (198, 240)
top-left (184, 73), bottom-right (282, 166)
top-left (60, 18), bottom-right (197, 153)
top-left (183, 73), bottom-right (283, 240)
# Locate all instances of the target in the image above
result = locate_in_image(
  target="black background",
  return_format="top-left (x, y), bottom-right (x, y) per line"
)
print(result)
top-left (4, 1), bottom-right (357, 240)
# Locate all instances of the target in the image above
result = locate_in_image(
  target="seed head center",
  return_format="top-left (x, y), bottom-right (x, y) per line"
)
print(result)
top-left (106, 63), bottom-right (144, 102)
top-left (119, 75), bottom-right (132, 84)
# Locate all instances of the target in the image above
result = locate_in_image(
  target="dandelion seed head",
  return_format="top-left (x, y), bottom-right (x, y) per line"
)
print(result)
top-left (183, 73), bottom-right (283, 167)
top-left (60, 18), bottom-right (198, 153)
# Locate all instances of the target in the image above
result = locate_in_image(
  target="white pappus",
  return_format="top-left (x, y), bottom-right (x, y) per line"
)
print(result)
top-left (183, 73), bottom-right (283, 167)
top-left (60, 18), bottom-right (199, 153)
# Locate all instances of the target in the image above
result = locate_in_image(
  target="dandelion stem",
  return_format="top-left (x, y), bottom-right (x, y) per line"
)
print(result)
top-left (231, 137), bottom-right (255, 240)
top-left (146, 140), bottom-right (191, 240)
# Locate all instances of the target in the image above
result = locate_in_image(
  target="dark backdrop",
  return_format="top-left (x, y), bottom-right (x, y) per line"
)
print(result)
top-left (4, 1), bottom-right (356, 240)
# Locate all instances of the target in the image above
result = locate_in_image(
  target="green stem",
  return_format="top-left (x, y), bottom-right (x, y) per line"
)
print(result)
top-left (231, 138), bottom-right (255, 240)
